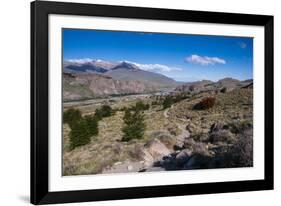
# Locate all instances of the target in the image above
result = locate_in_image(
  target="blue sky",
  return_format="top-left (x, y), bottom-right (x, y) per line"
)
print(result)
top-left (63, 29), bottom-right (253, 82)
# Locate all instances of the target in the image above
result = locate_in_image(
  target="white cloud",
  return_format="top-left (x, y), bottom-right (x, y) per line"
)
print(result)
top-left (66, 58), bottom-right (93, 64)
top-left (185, 54), bottom-right (226, 66)
top-left (125, 61), bottom-right (182, 72)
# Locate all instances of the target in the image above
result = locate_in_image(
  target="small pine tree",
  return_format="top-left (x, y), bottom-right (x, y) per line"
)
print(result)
top-left (69, 119), bottom-right (91, 150)
top-left (162, 96), bottom-right (173, 109)
top-left (84, 115), bottom-right (99, 136)
top-left (135, 101), bottom-right (150, 111)
top-left (63, 108), bottom-right (82, 128)
top-left (122, 109), bottom-right (146, 141)
top-left (94, 105), bottom-right (112, 120)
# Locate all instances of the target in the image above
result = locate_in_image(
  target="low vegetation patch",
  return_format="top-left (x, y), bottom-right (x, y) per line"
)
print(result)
top-left (193, 97), bottom-right (216, 110)
top-left (135, 101), bottom-right (150, 111)
top-left (122, 108), bottom-right (146, 142)
top-left (63, 108), bottom-right (82, 128)
top-left (68, 114), bottom-right (99, 150)
top-left (228, 120), bottom-right (252, 134)
top-left (94, 105), bottom-right (113, 120)
top-left (64, 105), bottom-right (114, 150)
top-left (222, 131), bottom-right (253, 167)
top-left (69, 118), bottom-right (93, 150)
top-left (162, 94), bottom-right (189, 109)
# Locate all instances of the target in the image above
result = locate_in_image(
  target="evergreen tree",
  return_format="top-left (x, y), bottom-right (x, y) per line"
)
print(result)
top-left (70, 119), bottom-right (91, 149)
top-left (122, 109), bottom-right (146, 141)
top-left (63, 108), bottom-right (82, 128)
top-left (134, 101), bottom-right (149, 111)
top-left (162, 96), bottom-right (173, 109)
top-left (94, 105), bottom-right (112, 120)
top-left (84, 115), bottom-right (99, 136)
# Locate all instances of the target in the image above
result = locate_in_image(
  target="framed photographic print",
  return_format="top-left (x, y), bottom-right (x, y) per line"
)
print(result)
top-left (31, 0), bottom-right (274, 204)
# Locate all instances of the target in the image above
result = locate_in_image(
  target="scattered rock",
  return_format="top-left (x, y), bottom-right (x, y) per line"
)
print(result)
top-left (175, 129), bottom-right (190, 148)
top-left (192, 142), bottom-right (210, 155)
top-left (183, 154), bottom-right (213, 169)
top-left (145, 138), bottom-right (171, 160)
top-left (183, 138), bottom-right (196, 148)
top-left (114, 161), bottom-right (122, 166)
top-left (209, 130), bottom-right (235, 144)
top-left (210, 122), bottom-right (225, 133)
top-left (175, 149), bottom-right (193, 166)
top-left (159, 134), bottom-right (177, 150)
top-left (139, 149), bottom-right (154, 167)
top-left (185, 123), bottom-right (195, 133)
top-left (102, 161), bottom-right (145, 174)
top-left (127, 165), bottom-right (133, 171)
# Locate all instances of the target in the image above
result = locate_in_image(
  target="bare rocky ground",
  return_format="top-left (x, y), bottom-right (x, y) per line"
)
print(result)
top-left (63, 87), bottom-right (253, 176)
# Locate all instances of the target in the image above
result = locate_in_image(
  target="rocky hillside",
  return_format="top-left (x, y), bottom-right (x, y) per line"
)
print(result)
top-left (105, 62), bottom-right (178, 87)
top-left (63, 59), bottom-right (116, 73)
top-left (63, 72), bottom-right (157, 101)
top-left (175, 78), bottom-right (252, 93)
top-left (63, 85), bottom-right (253, 175)
top-left (63, 60), bottom-right (180, 100)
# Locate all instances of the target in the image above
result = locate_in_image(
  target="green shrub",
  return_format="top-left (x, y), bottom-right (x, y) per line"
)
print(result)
top-left (162, 96), bottom-right (173, 109)
top-left (84, 115), bottom-right (99, 136)
top-left (63, 108), bottom-right (82, 128)
top-left (135, 101), bottom-right (150, 111)
top-left (174, 94), bottom-right (188, 102)
top-left (70, 119), bottom-right (92, 150)
top-left (94, 105), bottom-right (112, 120)
top-left (193, 97), bottom-right (216, 110)
top-left (151, 101), bottom-right (159, 106)
top-left (161, 94), bottom-right (188, 110)
top-left (122, 109), bottom-right (146, 141)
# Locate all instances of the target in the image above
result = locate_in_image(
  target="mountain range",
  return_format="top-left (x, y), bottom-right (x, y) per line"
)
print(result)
top-left (174, 78), bottom-right (253, 93)
top-left (63, 59), bottom-right (252, 101)
top-left (64, 60), bottom-right (175, 82)
top-left (63, 59), bottom-right (179, 100)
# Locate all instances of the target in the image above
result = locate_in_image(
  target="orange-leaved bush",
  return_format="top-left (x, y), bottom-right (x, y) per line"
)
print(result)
top-left (193, 97), bottom-right (216, 110)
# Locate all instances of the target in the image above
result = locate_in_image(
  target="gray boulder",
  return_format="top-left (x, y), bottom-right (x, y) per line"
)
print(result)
top-left (183, 154), bottom-right (214, 169)
top-left (175, 149), bottom-right (193, 166)
top-left (209, 130), bottom-right (235, 144)
top-left (144, 138), bottom-right (171, 162)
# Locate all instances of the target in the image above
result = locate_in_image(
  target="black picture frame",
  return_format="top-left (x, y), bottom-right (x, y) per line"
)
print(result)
top-left (31, 0), bottom-right (274, 205)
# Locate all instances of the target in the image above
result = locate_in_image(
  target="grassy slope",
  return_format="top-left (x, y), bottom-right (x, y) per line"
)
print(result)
top-left (63, 88), bottom-right (253, 175)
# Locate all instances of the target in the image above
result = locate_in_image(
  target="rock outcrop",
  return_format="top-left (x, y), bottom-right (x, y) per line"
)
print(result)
top-left (63, 72), bottom-right (156, 101)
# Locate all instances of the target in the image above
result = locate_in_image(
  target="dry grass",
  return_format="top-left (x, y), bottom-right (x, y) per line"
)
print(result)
top-left (63, 96), bottom-right (178, 175)
top-left (63, 88), bottom-right (253, 175)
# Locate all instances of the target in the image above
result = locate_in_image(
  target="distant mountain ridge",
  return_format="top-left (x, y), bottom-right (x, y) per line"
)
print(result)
top-left (63, 59), bottom-right (252, 101)
top-left (63, 72), bottom-right (157, 101)
top-left (105, 62), bottom-right (177, 87)
top-left (175, 78), bottom-right (253, 93)
top-left (111, 61), bottom-right (139, 70)
top-left (63, 59), bottom-right (181, 101)
top-left (63, 59), bottom-right (116, 73)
